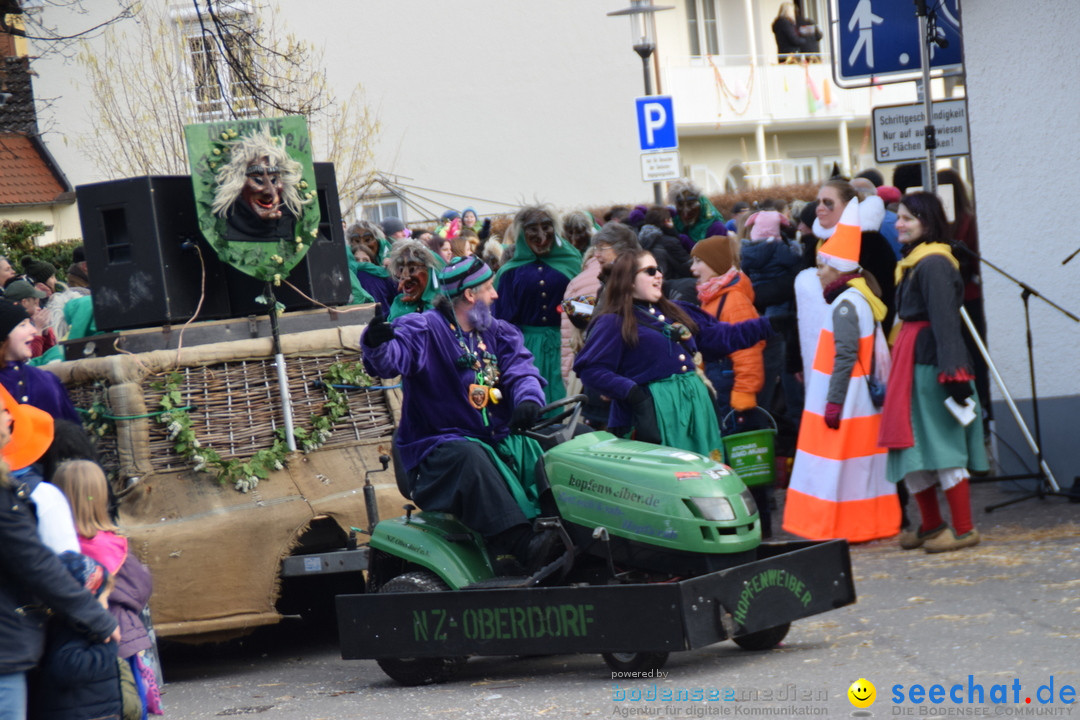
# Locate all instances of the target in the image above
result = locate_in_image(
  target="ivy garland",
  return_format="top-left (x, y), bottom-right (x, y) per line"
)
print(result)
top-left (151, 360), bottom-right (378, 493)
top-left (83, 396), bottom-right (116, 441)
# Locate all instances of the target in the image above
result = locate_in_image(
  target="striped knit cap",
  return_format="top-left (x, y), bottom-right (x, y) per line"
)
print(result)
top-left (438, 256), bottom-right (493, 297)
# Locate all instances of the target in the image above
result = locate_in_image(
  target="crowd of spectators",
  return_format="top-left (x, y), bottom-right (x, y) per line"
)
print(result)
top-left (355, 165), bottom-right (986, 554)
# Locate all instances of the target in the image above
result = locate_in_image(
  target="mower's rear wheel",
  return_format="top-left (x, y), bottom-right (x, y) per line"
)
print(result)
top-left (732, 622), bottom-right (790, 651)
top-left (601, 651), bottom-right (670, 673)
top-left (376, 571), bottom-right (466, 685)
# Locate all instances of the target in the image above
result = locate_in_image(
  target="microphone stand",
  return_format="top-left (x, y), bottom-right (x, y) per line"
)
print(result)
top-left (948, 239), bottom-right (1079, 511)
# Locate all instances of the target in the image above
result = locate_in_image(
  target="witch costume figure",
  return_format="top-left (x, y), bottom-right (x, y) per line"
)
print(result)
top-left (386, 240), bottom-right (441, 321)
top-left (361, 256), bottom-right (562, 571)
top-left (667, 178), bottom-right (728, 250)
top-left (878, 191), bottom-right (987, 554)
top-left (494, 206), bottom-right (582, 406)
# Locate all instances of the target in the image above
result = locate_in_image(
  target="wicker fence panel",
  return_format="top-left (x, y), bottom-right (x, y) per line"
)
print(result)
top-left (69, 354), bottom-right (394, 476)
top-left (66, 382), bottom-right (120, 475)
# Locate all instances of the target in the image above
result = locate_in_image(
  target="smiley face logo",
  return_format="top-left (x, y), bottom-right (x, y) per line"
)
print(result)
top-left (848, 678), bottom-right (876, 708)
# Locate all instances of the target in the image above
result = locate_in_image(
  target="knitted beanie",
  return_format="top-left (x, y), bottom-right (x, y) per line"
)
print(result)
top-left (876, 185), bottom-right (902, 206)
top-left (0, 300), bottom-right (29, 340)
top-left (381, 217), bottom-right (406, 237)
top-left (691, 235), bottom-right (735, 276)
top-left (438, 256), bottom-right (493, 297)
top-left (21, 256), bottom-right (57, 284)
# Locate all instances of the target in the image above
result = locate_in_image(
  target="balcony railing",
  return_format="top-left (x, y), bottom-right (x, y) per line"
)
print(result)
top-left (660, 55), bottom-right (920, 131)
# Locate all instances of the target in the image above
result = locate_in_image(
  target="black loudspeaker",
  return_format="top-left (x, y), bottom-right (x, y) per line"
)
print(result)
top-left (77, 176), bottom-right (232, 332)
top-left (77, 164), bottom-right (351, 331)
top-left (223, 162), bottom-right (352, 314)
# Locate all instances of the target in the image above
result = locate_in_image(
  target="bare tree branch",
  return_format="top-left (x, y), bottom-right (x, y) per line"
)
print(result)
top-left (3, 0), bottom-right (137, 56)
top-left (73, 0), bottom-right (378, 209)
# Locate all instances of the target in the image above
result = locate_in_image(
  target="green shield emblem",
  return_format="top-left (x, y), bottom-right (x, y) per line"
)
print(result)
top-left (184, 116), bottom-right (321, 283)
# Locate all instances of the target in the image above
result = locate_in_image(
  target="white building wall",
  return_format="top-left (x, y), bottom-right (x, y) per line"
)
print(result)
top-left (963, 1), bottom-right (1080, 403)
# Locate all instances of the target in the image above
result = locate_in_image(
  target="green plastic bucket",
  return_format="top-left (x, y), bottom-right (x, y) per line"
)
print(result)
top-left (721, 411), bottom-right (777, 488)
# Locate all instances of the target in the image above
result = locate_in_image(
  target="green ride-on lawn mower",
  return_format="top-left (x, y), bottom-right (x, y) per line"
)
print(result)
top-left (337, 396), bottom-right (856, 685)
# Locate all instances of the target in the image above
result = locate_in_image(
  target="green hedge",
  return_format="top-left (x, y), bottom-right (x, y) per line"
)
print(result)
top-left (0, 220), bottom-right (83, 281)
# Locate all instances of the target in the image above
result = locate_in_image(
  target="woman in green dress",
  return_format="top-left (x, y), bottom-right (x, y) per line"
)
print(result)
top-left (878, 191), bottom-right (987, 553)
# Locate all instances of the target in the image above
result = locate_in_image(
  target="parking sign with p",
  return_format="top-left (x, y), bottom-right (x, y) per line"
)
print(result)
top-left (636, 96), bottom-right (677, 152)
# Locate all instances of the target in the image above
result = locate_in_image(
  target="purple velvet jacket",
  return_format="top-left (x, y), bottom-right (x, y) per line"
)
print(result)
top-left (493, 262), bottom-right (571, 328)
top-left (574, 302), bottom-right (772, 428)
top-left (0, 362), bottom-right (81, 425)
top-left (362, 306), bottom-right (546, 472)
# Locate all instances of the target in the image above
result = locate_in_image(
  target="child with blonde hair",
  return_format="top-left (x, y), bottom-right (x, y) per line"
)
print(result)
top-left (53, 461), bottom-right (162, 716)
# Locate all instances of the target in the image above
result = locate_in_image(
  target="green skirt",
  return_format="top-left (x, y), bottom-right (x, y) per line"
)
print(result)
top-left (649, 371), bottom-right (724, 462)
top-left (521, 325), bottom-right (565, 406)
top-left (886, 365), bottom-right (989, 483)
top-left (466, 434), bottom-right (545, 520)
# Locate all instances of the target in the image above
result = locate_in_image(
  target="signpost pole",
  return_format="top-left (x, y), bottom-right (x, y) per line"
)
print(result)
top-left (915, 0), bottom-right (938, 194)
top-left (637, 50), bottom-right (664, 205)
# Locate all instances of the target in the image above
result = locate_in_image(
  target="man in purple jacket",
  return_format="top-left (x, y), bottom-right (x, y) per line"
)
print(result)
top-left (362, 256), bottom-right (560, 571)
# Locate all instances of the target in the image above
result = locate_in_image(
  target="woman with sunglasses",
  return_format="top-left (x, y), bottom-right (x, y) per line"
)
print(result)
top-left (574, 250), bottom-right (773, 460)
top-left (813, 179), bottom-right (897, 335)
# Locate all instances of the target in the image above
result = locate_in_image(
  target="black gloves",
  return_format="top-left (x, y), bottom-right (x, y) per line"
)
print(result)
top-left (363, 306), bottom-right (395, 348)
top-left (942, 380), bottom-right (974, 403)
top-left (767, 314), bottom-right (791, 335)
top-left (509, 401), bottom-right (542, 432)
top-left (628, 385), bottom-right (661, 444)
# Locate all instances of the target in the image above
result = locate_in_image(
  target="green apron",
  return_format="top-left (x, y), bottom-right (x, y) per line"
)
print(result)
top-left (648, 371), bottom-right (724, 462)
top-left (466, 434), bottom-right (545, 519)
top-left (520, 325), bottom-right (565, 406)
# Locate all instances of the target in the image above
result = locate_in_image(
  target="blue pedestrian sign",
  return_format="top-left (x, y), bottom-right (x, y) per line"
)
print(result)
top-left (635, 96), bottom-right (678, 152)
top-left (831, 0), bottom-right (963, 85)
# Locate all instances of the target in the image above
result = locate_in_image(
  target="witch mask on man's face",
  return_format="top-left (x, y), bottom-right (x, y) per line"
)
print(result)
top-left (675, 192), bottom-right (700, 228)
top-left (398, 262), bottom-right (429, 302)
top-left (242, 156), bottom-right (285, 221)
top-left (523, 214), bottom-right (555, 256)
top-left (351, 232), bottom-right (380, 263)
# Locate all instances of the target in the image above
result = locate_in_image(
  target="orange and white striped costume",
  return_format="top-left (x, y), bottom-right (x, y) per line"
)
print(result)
top-left (783, 285), bottom-right (900, 542)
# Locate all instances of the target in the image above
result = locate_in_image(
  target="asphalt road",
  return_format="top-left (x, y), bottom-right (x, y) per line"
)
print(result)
top-left (158, 482), bottom-right (1080, 719)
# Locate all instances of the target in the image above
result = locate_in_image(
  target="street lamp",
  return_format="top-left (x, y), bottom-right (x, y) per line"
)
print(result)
top-left (608, 0), bottom-right (674, 204)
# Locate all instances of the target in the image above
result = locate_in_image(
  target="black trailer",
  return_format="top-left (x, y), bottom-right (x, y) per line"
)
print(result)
top-left (338, 540), bottom-right (854, 668)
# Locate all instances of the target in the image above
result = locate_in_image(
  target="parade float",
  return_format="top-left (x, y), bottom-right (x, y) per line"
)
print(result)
top-left (53, 117), bottom-right (403, 641)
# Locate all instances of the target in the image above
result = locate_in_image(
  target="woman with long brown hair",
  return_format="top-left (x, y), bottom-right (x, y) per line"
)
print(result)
top-left (574, 250), bottom-right (773, 459)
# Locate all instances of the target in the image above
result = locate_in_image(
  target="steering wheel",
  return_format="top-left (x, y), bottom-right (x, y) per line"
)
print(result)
top-left (526, 394), bottom-right (587, 444)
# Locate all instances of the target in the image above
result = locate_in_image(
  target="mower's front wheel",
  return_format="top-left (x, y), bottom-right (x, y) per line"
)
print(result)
top-left (376, 571), bottom-right (466, 685)
top-left (601, 651), bottom-right (670, 673)
top-left (732, 622), bottom-right (790, 651)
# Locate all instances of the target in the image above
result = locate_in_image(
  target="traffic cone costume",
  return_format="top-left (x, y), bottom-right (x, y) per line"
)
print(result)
top-left (783, 199), bottom-right (900, 542)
